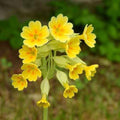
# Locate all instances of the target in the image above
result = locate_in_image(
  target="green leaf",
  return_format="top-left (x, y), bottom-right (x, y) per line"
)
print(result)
top-left (0, 29), bottom-right (12, 41)
top-left (8, 16), bottom-right (19, 29)
top-left (107, 25), bottom-right (118, 39)
top-left (0, 58), bottom-right (12, 68)
top-left (9, 36), bottom-right (23, 49)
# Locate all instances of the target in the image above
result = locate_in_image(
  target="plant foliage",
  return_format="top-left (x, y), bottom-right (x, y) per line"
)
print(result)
top-left (0, 16), bottom-right (28, 49)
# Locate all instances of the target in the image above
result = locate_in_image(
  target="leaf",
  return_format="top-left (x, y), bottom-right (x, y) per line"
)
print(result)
top-left (9, 35), bottom-right (23, 49)
top-left (107, 25), bottom-right (118, 39)
top-left (0, 29), bottom-right (11, 41)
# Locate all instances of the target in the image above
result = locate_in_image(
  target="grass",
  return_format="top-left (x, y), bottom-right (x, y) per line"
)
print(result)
top-left (0, 54), bottom-right (120, 120)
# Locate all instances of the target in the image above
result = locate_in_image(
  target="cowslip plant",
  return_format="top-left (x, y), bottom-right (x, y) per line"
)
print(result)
top-left (11, 14), bottom-right (99, 120)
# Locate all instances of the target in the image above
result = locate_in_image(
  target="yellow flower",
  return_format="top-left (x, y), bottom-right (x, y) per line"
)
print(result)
top-left (19, 45), bottom-right (37, 63)
top-left (49, 14), bottom-right (74, 42)
top-left (21, 21), bottom-right (49, 47)
top-left (84, 64), bottom-right (99, 80)
top-left (79, 24), bottom-right (96, 48)
top-left (65, 36), bottom-right (81, 58)
top-left (11, 74), bottom-right (27, 91)
top-left (21, 63), bottom-right (41, 81)
top-left (37, 94), bottom-right (50, 108)
top-left (66, 63), bottom-right (85, 80)
top-left (63, 83), bottom-right (78, 98)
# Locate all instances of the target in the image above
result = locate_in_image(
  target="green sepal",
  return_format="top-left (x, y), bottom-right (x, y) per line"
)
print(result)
top-left (56, 69), bottom-right (68, 86)
top-left (53, 56), bottom-right (70, 68)
top-left (37, 45), bottom-right (50, 58)
top-left (33, 58), bottom-right (41, 67)
top-left (41, 77), bottom-right (50, 96)
top-left (64, 56), bottom-right (86, 65)
top-left (47, 40), bottom-right (65, 52)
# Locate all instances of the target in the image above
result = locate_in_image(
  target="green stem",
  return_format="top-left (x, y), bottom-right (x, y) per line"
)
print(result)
top-left (48, 52), bottom-right (51, 76)
top-left (54, 51), bottom-right (56, 57)
top-left (50, 51), bottom-right (53, 69)
top-left (42, 57), bottom-right (48, 120)
top-left (47, 51), bottom-right (55, 79)
top-left (43, 107), bottom-right (48, 120)
top-left (53, 51), bottom-right (56, 68)
top-left (42, 57), bottom-right (47, 79)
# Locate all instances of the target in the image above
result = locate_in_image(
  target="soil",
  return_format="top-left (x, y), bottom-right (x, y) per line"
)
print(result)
top-left (0, 41), bottom-right (22, 75)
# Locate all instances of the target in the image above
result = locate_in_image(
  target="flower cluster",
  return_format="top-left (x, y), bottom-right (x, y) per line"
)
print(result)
top-left (11, 14), bottom-right (98, 108)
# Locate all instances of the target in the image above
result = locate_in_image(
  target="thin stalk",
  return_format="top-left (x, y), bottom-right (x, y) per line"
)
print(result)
top-left (41, 57), bottom-right (48, 120)
top-left (53, 51), bottom-right (56, 68)
top-left (50, 51), bottom-right (53, 69)
top-left (43, 107), bottom-right (48, 120)
top-left (48, 52), bottom-right (51, 76)
top-left (42, 57), bottom-right (47, 79)
top-left (42, 55), bottom-right (51, 120)
top-left (54, 51), bottom-right (56, 57)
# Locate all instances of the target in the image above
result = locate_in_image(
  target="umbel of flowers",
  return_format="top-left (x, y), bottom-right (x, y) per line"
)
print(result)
top-left (11, 14), bottom-right (98, 108)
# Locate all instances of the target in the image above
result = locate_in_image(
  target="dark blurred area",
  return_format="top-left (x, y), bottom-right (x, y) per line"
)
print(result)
top-left (0, 0), bottom-right (51, 20)
top-left (0, 0), bottom-right (120, 120)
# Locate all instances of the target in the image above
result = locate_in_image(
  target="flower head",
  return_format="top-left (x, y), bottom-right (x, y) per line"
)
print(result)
top-left (21, 21), bottom-right (49, 47)
top-left (67, 63), bottom-right (85, 80)
top-left (49, 14), bottom-right (74, 42)
top-left (19, 45), bottom-right (37, 63)
top-left (11, 74), bottom-right (27, 91)
top-left (37, 95), bottom-right (50, 108)
top-left (63, 83), bottom-right (78, 98)
top-left (84, 64), bottom-right (99, 80)
top-left (80, 24), bottom-right (96, 48)
top-left (65, 36), bottom-right (81, 58)
top-left (11, 14), bottom-right (98, 108)
top-left (21, 63), bottom-right (41, 81)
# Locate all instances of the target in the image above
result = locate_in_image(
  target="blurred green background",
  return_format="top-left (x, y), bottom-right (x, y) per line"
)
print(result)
top-left (0, 0), bottom-right (120, 120)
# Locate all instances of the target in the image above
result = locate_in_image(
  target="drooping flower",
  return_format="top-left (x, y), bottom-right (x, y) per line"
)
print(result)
top-left (21, 63), bottom-right (41, 81)
top-left (10, 14), bottom-right (99, 108)
top-left (37, 94), bottom-right (50, 108)
top-left (11, 74), bottom-right (27, 91)
top-left (63, 83), bottom-right (78, 98)
top-left (49, 14), bottom-right (74, 42)
top-left (21, 21), bottom-right (49, 47)
top-left (79, 24), bottom-right (96, 48)
top-left (65, 36), bottom-right (81, 58)
top-left (19, 45), bottom-right (37, 63)
top-left (66, 63), bottom-right (85, 80)
top-left (84, 64), bottom-right (99, 80)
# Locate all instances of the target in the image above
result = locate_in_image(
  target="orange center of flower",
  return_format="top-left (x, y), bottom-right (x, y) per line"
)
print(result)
top-left (17, 76), bottom-right (24, 81)
top-left (66, 89), bottom-right (71, 94)
top-left (53, 24), bottom-right (65, 35)
top-left (34, 34), bottom-right (39, 40)
top-left (16, 76), bottom-right (25, 85)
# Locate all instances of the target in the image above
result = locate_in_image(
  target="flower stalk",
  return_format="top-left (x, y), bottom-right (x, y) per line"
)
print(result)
top-left (43, 104), bottom-right (48, 120)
